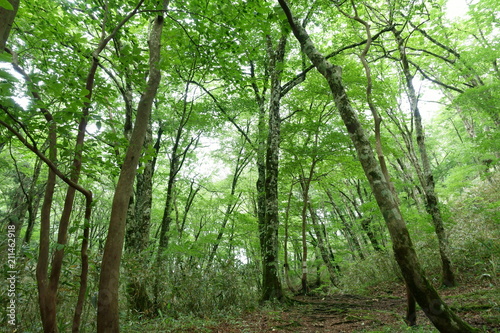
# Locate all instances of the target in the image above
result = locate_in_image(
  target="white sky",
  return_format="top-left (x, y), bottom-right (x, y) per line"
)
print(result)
top-left (446, 0), bottom-right (469, 20)
top-left (417, 0), bottom-right (469, 121)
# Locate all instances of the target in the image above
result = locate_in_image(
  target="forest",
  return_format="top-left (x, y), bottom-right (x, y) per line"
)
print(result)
top-left (0, 0), bottom-right (499, 332)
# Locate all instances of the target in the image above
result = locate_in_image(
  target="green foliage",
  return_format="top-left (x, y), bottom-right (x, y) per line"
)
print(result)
top-left (1, 0), bottom-right (499, 331)
top-left (0, 0), bottom-right (13, 10)
top-left (338, 251), bottom-right (400, 294)
top-left (448, 176), bottom-right (500, 282)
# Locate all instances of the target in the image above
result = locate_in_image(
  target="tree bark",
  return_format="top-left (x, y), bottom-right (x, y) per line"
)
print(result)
top-left (278, 1), bottom-right (475, 331)
top-left (299, 174), bottom-right (311, 294)
top-left (0, 0), bottom-right (19, 52)
top-left (261, 34), bottom-right (288, 302)
top-left (124, 125), bottom-right (162, 314)
top-left (36, 124), bottom-right (57, 333)
top-left (97, 1), bottom-right (167, 331)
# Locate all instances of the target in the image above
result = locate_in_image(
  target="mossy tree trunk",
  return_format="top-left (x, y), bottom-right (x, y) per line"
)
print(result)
top-left (261, 34), bottom-right (288, 302)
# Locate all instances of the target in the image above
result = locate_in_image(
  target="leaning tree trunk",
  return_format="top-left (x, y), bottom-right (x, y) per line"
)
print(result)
top-left (393, 29), bottom-right (456, 287)
top-left (97, 2), bottom-right (167, 331)
top-left (278, 1), bottom-right (475, 332)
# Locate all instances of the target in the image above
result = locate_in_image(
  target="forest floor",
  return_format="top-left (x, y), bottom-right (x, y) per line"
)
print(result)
top-left (175, 282), bottom-right (499, 332)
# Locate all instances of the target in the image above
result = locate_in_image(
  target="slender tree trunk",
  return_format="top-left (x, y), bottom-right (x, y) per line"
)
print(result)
top-left (325, 190), bottom-right (365, 260)
top-left (207, 141), bottom-right (249, 266)
top-left (283, 182), bottom-right (297, 293)
top-left (394, 28), bottom-right (456, 288)
top-left (158, 140), bottom-right (180, 252)
top-left (298, 158), bottom-right (317, 294)
top-left (308, 203), bottom-right (338, 286)
top-left (37, 125), bottom-right (57, 333)
top-left (299, 175), bottom-right (311, 294)
top-left (72, 195), bottom-right (92, 333)
top-left (278, 2), bottom-right (475, 331)
top-left (97, 2), bottom-right (167, 330)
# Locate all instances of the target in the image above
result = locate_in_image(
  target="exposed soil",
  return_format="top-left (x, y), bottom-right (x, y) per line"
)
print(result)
top-left (177, 284), bottom-right (499, 332)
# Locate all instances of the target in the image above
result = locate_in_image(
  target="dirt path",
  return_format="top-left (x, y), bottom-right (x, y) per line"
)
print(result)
top-left (216, 293), bottom-right (411, 332)
top-left (176, 284), bottom-right (499, 332)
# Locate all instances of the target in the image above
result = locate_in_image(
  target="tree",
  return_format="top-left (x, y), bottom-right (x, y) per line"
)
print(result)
top-left (97, 1), bottom-right (168, 331)
top-left (0, 0), bottom-right (19, 52)
top-left (277, 1), bottom-right (476, 331)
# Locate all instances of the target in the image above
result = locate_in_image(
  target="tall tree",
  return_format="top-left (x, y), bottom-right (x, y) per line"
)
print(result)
top-left (97, 0), bottom-right (168, 331)
top-left (277, 1), bottom-right (475, 331)
top-left (392, 25), bottom-right (456, 287)
top-left (260, 32), bottom-right (288, 302)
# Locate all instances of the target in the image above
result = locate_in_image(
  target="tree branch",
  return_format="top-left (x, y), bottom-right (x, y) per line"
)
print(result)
top-left (188, 80), bottom-right (255, 149)
top-left (0, 114), bottom-right (92, 199)
top-left (281, 24), bottom-right (394, 96)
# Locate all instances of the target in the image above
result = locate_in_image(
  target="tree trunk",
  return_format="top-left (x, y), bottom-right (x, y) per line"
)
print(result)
top-left (97, 2), bottom-right (167, 331)
top-left (36, 125), bottom-right (57, 333)
top-left (278, 2), bottom-right (475, 331)
top-left (261, 34), bottom-right (288, 302)
top-left (308, 203), bottom-right (338, 286)
top-left (72, 195), bottom-right (92, 333)
top-left (283, 182), bottom-right (297, 293)
top-left (124, 125), bottom-right (162, 314)
top-left (299, 174), bottom-right (311, 294)
top-left (325, 190), bottom-right (365, 260)
top-left (157, 138), bottom-right (180, 252)
top-left (0, 0), bottom-right (19, 52)
top-left (394, 28), bottom-right (456, 287)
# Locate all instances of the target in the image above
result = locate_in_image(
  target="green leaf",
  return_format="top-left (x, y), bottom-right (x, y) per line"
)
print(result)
top-left (54, 243), bottom-right (65, 251)
top-left (0, 52), bottom-right (12, 62)
top-left (0, 68), bottom-right (17, 82)
top-left (0, 0), bottom-right (13, 10)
